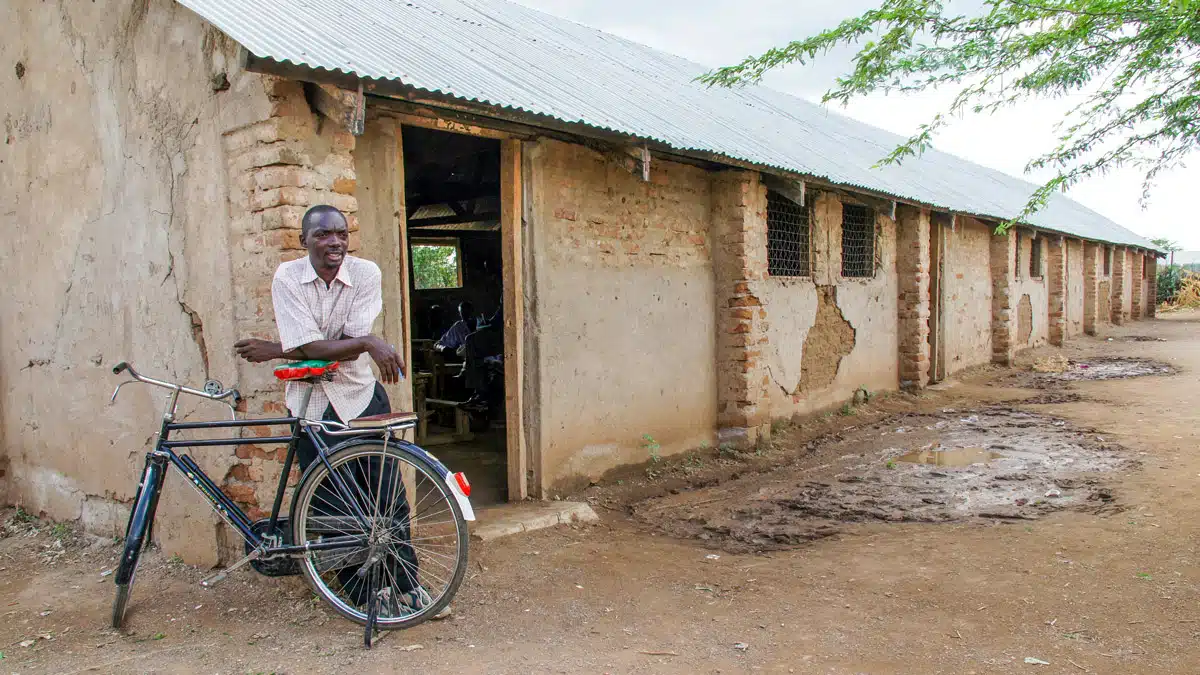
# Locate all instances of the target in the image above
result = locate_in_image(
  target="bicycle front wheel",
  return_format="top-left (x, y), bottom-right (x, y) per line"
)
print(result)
top-left (290, 440), bottom-right (468, 630)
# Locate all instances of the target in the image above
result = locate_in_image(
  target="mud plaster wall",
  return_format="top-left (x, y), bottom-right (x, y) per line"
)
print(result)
top-left (1065, 239), bottom-right (1085, 337)
top-left (0, 0), bottom-right (278, 558)
top-left (526, 139), bottom-right (717, 492)
top-left (1012, 233), bottom-right (1050, 348)
top-left (941, 217), bottom-right (993, 374)
top-left (763, 192), bottom-right (898, 417)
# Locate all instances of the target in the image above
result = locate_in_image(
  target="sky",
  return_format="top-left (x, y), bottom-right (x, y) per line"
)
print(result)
top-left (514, 0), bottom-right (1200, 251)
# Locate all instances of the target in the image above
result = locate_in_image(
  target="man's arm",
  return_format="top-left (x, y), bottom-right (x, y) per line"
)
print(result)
top-left (234, 336), bottom-right (381, 363)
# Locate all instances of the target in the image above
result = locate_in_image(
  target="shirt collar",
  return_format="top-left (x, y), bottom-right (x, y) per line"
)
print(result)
top-left (301, 257), bottom-right (354, 288)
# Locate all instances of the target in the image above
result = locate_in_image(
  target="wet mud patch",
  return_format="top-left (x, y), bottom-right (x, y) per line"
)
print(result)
top-left (1040, 357), bottom-right (1175, 382)
top-left (1003, 357), bottom-right (1176, 392)
top-left (638, 408), bottom-right (1134, 553)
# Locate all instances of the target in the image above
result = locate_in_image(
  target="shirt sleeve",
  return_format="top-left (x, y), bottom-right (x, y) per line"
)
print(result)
top-left (273, 273), bottom-right (325, 353)
top-left (341, 261), bottom-right (383, 338)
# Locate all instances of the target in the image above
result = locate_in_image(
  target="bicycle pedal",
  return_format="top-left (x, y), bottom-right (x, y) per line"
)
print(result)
top-left (200, 548), bottom-right (261, 588)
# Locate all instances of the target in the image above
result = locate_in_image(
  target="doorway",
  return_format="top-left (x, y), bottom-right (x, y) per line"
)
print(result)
top-left (400, 125), bottom-right (511, 505)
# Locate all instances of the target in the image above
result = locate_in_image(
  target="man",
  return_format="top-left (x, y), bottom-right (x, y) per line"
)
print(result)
top-left (234, 205), bottom-right (438, 616)
top-left (433, 300), bottom-right (476, 354)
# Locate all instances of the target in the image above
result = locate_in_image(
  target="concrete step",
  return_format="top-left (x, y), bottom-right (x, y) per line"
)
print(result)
top-left (469, 501), bottom-right (599, 542)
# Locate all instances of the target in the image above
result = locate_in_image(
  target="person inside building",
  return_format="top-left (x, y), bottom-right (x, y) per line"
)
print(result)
top-left (434, 300), bottom-right (477, 354)
top-left (233, 204), bottom-right (446, 618)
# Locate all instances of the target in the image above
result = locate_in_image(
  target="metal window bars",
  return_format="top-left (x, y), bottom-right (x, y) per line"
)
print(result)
top-left (841, 204), bottom-right (875, 278)
top-left (766, 190), bottom-right (811, 277)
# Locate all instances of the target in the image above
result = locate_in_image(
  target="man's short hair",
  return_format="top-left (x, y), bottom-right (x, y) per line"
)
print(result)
top-left (301, 205), bottom-right (347, 239)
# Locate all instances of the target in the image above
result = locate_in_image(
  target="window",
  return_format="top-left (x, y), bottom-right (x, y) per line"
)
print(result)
top-left (766, 190), bottom-right (811, 276)
top-left (840, 204), bottom-right (876, 278)
top-left (1029, 236), bottom-right (1042, 278)
top-left (1014, 231), bottom-right (1022, 278)
top-left (411, 238), bottom-right (463, 290)
top-left (1103, 246), bottom-right (1112, 276)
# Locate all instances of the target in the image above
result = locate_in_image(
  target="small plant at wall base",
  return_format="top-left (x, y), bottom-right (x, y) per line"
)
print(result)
top-left (642, 434), bottom-right (662, 463)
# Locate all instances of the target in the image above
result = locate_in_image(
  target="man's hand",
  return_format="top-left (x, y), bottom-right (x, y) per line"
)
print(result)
top-left (364, 336), bottom-right (405, 384)
top-left (234, 339), bottom-right (284, 363)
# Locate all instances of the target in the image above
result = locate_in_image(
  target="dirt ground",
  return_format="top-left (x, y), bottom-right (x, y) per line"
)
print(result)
top-left (1, 310), bottom-right (1198, 674)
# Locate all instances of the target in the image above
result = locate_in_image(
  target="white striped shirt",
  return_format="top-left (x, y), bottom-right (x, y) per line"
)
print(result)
top-left (272, 255), bottom-right (382, 422)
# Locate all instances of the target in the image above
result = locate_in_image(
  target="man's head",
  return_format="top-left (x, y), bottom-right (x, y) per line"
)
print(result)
top-left (458, 300), bottom-right (475, 322)
top-left (300, 205), bottom-right (349, 273)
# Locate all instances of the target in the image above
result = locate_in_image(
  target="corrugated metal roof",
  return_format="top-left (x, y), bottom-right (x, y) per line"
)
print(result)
top-left (178, 0), bottom-right (1158, 250)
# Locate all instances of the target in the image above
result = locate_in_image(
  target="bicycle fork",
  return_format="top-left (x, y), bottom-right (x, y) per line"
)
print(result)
top-left (117, 453), bottom-right (168, 586)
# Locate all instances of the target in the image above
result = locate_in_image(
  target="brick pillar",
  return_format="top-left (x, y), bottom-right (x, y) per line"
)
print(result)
top-left (711, 170), bottom-right (771, 447)
top-left (1130, 250), bottom-right (1145, 320)
top-left (1046, 235), bottom-right (1067, 346)
top-left (990, 229), bottom-right (1016, 365)
top-left (1082, 241), bottom-right (1101, 335)
top-left (1146, 255), bottom-right (1158, 317)
top-left (1111, 246), bottom-right (1127, 324)
top-left (896, 205), bottom-right (930, 389)
top-left (221, 76), bottom-right (359, 521)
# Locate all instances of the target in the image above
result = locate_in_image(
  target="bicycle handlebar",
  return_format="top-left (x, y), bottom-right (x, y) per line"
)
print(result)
top-left (109, 361), bottom-right (241, 415)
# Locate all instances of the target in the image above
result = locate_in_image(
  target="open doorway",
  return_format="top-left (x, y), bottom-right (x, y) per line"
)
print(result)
top-left (401, 125), bottom-right (508, 505)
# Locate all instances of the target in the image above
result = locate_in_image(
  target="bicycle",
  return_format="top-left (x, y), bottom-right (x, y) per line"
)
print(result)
top-left (107, 361), bottom-right (474, 647)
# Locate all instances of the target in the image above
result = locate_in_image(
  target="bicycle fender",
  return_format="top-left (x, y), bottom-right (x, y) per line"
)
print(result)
top-left (402, 444), bottom-right (476, 522)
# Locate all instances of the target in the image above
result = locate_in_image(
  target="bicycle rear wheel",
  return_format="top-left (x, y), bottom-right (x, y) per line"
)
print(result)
top-left (290, 440), bottom-right (468, 630)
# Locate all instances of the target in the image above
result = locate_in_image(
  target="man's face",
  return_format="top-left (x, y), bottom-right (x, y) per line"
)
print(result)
top-left (302, 212), bottom-right (349, 271)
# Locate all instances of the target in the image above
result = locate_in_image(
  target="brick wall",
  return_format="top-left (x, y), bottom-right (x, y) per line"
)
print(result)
top-left (1146, 256), bottom-right (1158, 317)
top-left (1083, 241), bottom-right (1101, 335)
top-left (1047, 235), bottom-right (1066, 346)
top-left (711, 170), bottom-right (771, 444)
top-left (1130, 250), bottom-right (1145, 319)
top-left (541, 141), bottom-right (710, 268)
top-left (895, 205), bottom-right (930, 389)
top-left (990, 229), bottom-right (1016, 365)
top-left (1112, 247), bottom-right (1127, 324)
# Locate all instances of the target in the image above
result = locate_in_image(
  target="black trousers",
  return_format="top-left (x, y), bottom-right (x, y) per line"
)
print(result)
top-left (298, 383), bottom-right (419, 598)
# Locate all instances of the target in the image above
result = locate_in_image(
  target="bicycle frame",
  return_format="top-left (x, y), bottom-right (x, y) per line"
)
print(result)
top-left (120, 366), bottom-right (388, 566)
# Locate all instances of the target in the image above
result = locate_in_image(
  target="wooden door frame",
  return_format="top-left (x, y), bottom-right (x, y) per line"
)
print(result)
top-left (389, 112), bottom-right (530, 501)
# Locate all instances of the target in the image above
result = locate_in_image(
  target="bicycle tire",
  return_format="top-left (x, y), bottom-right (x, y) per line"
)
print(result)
top-left (290, 439), bottom-right (468, 631)
top-left (111, 458), bottom-right (166, 630)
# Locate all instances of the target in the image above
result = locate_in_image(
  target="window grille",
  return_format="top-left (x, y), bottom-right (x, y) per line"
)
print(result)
top-left (1103, 246), bottom-right (1112, 276)
top-left (1030, 237), bottom-right (1042, 277)
top-left (766, 190), bottom-right (811, 277)
top-left (840, 204), bottom-right (875, 278)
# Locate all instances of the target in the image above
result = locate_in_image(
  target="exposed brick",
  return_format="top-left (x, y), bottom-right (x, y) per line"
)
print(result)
top-left (332, 177), bottom-right (357, 195)
top-left (222, 483), bottom-right (258, 505)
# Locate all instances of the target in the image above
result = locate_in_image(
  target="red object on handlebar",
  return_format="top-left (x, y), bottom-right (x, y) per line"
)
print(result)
top-left (272, 360), bottom-right (340, 381)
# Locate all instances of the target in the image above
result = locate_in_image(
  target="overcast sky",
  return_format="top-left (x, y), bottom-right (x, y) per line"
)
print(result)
top-left (516, 0), bottom-right (1199, 250)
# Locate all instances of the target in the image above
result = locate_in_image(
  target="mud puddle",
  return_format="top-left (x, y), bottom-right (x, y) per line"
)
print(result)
top-left (638, 408), bottom-right (1134, 553)
top-left (1047, 357), bottom-right (1175, 381)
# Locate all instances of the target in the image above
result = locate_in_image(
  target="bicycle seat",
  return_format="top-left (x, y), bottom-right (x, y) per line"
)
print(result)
top-left (347, 411), bottom-right (419, 429)
top-left (274, 360), bottom-right (340, 381)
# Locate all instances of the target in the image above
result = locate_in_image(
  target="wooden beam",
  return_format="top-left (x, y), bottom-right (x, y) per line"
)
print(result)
top-left (383, 108), bottom-right (516, 140)
top-left (408, 212), bottom-right (500, 228)
top-left (311, 83), bottom-right (366, 136)
top-left (500, 139), bottom-right (527, 502)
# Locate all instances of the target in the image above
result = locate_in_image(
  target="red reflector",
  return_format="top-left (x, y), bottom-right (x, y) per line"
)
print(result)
top-left (454, 472), bottom-right (471, 497)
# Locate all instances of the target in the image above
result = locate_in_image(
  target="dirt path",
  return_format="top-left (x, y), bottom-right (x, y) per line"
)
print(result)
top-left (1, 311), bottom-right (1198, 674)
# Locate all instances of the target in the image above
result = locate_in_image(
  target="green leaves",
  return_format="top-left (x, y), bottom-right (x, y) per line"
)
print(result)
top-left (701, 0), bottom-right (1200, 231)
